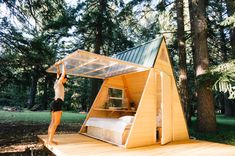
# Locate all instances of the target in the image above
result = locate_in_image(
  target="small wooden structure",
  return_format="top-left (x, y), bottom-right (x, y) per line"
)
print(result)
top-left (47, 36), bottom-right (189, 148)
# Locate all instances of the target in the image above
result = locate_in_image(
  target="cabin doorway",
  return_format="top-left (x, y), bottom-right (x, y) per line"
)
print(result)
top-left (156, 71), bottom-right (172, 144)
top-left (161, 72), bottom-right (172, 145)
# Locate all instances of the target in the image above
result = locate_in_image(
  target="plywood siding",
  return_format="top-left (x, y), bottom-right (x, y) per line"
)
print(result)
top-left (125, 69), bottom-right (157, 148)
top-left (172, 81), bottom-right (189, 140)
top-left (161, 72), bottom-right (172, 145)
top-left (156, 72), bottom-right (161, 115)
top-left (154, 40), bottom-right (189, 141)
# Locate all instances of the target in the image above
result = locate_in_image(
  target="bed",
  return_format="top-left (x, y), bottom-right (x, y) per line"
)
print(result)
top-left (85, 116), bottom-right (134, 145)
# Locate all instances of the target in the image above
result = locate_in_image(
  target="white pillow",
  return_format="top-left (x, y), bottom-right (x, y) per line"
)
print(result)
top-left (119, 116), bottom-right (134, 124)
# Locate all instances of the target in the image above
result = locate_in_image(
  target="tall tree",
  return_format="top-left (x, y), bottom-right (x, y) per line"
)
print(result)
top-left (224, 0), bottom-right (235, 58)
top-left (189, 0), bottom-right (216, 132)
top-left (176, 0), bottom-right (191, 124)
top-left (0, 0), bottom-right (70, 109)
top-left (77, 0), bottom-right (133, 108)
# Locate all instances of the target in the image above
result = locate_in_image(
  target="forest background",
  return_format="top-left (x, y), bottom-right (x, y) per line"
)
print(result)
top-left (0, 0), bottom-right (235, 133)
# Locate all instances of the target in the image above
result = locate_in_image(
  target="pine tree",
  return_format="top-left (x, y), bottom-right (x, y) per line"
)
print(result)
top-left (189, 0), bottom-right (216, 132)
top-left (176, 0), bottom-right (191, 124)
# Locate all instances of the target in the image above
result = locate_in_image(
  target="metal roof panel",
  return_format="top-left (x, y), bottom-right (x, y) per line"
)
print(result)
top-left (112, 36), bottom-right (163, 68)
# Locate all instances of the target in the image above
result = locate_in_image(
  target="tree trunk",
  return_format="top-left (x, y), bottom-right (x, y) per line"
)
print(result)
top-left (225, 0), bottom-right (235, 58)
top-left (176, 0), bottom-right (191, 125)
top-left (189, 0), bottom-right (216, 132)
top-left (28, 75), bottom-right (38, 109)
top-left (90, 0), bottom-right (105, 109)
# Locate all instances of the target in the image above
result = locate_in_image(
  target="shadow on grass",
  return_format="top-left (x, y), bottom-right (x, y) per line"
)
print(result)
top-left (189, 115), bottom-right (235, 145)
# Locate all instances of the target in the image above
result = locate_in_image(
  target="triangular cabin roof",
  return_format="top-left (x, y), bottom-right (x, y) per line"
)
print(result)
top-left (47, 36), bottom-right (164, 79)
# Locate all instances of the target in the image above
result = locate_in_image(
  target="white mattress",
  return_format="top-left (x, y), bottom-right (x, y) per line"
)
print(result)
top-left (85, 117), bottom-right (131, 133)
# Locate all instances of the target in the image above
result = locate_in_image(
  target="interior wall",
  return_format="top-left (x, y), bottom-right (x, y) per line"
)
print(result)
top-left (124, 70), bottom-right (149, 109)
top-left (79, 80), bottom-right (110, 133)
top-left (79, 70), bottom-right (149, 133)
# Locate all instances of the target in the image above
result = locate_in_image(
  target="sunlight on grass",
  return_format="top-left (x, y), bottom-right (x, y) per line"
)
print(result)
top-left (0, 110), bottom-right (86, 124)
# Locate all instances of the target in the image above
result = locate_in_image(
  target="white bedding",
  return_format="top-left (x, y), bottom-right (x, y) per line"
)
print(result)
top-left (85, 117), bottom-right (131, 133)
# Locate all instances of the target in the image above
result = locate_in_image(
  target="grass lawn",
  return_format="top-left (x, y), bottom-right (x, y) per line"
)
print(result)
top-left (0, 110), bottom-right (86, 124)
top-left (0, 110), bottom-right (87, 149)
top-left (189, 115), bottom-right (235, 145)
top-left (1, 110), bottom-right (235, 148)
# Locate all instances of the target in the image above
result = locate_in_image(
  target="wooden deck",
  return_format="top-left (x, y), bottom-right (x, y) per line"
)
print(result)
top-left (38, 134), bottom-right (235, 156)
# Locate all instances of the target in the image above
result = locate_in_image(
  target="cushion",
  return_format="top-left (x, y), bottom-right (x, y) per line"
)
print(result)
top-left (119, 116), bottom-right (134, 124)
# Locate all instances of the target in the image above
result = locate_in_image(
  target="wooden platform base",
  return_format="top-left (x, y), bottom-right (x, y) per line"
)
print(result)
top-left (38, 134), bottom-right (235, 156)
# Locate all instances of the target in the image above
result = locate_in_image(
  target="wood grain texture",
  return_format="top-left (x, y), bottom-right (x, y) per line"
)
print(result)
top-left (125, 69), bottom-right (157, 148)
top-left (154, 39), bottom-right (189, 141)
top-left (38, 134), bottom-right (235, 156)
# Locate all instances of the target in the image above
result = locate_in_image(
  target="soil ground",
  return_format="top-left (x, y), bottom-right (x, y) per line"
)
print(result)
top-left (0, 122), bottom-right (82, 155)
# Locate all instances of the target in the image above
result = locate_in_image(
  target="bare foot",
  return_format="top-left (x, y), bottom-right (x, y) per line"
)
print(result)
top-left (47, 140), bottom-right (58, 145)
top-left (50, 140), bottom-right (59, 145)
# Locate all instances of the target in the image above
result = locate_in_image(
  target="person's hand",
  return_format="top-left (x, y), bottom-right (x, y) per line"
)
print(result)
top-left (55, 62), bottom-right (60, 66)
top-left (55, 60), bottom-right (64, 66)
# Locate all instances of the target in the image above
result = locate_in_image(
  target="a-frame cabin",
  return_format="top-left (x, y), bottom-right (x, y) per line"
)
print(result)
top-left (47, 36), bottom-right (189, 148)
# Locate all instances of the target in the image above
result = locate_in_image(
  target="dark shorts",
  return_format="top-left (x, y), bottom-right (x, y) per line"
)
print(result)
top-left (50, 98), bottom-right (63, 112)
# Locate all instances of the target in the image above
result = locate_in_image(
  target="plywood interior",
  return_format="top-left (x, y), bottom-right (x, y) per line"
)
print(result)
top-left (80, 70), bottom-right (149, 134)
top-left (123, 70), bottom-right (149, 109)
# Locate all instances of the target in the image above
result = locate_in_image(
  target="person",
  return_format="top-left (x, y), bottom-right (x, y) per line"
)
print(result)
top-left (48, 60), bottom-right (68, 145)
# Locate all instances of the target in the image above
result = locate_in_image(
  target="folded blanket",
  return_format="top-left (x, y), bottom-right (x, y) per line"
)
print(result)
top-left (86, 117), bottom-right (131, 133)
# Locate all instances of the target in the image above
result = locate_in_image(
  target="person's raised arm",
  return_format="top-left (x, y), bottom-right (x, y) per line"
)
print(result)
top-left (58, 60), bottom-right (66, 82)
top-left (55, 61), bottom-right (61, 79)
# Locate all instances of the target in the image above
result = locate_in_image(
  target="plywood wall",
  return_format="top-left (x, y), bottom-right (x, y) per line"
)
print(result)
top-left (160, 72), bottom-right (172, 145)
top-left (125, 69), bottom-right (157, 148)
top-left (79, 80), bottom-right (109, 133)
top-left (124, 71), bottom-right (149, 109)
top-left (79, 71), bottom-right (149, 133)
top-left (156, 72), bottom-right (161, 115)
top-left (154, 39), bottom-right (189, 141)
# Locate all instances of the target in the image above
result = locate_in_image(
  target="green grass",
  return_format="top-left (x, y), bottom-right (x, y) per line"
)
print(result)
top-left (1, 110), bottom-right (235, 145)
top-left (0, 110), bottom-right (86, 124)
top-left (189, 115), bottom-right (235, 145)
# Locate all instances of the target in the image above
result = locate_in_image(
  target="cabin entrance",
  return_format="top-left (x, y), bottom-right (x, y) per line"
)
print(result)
top-left (156, 71), bottom-right (172, 144)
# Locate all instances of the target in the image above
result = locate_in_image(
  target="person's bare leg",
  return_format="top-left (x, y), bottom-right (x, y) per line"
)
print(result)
top-left (47, 111), bottom-right (54, 143)
top-left (48, 111), bottom-right (62, 145)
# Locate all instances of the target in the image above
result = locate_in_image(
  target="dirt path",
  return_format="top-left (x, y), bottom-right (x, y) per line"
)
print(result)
top-left (0, 122), bottom-right (82, 154)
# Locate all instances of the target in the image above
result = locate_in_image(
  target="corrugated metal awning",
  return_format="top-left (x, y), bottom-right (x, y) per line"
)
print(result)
top-left (47, 50), bottom-right (150, 79)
